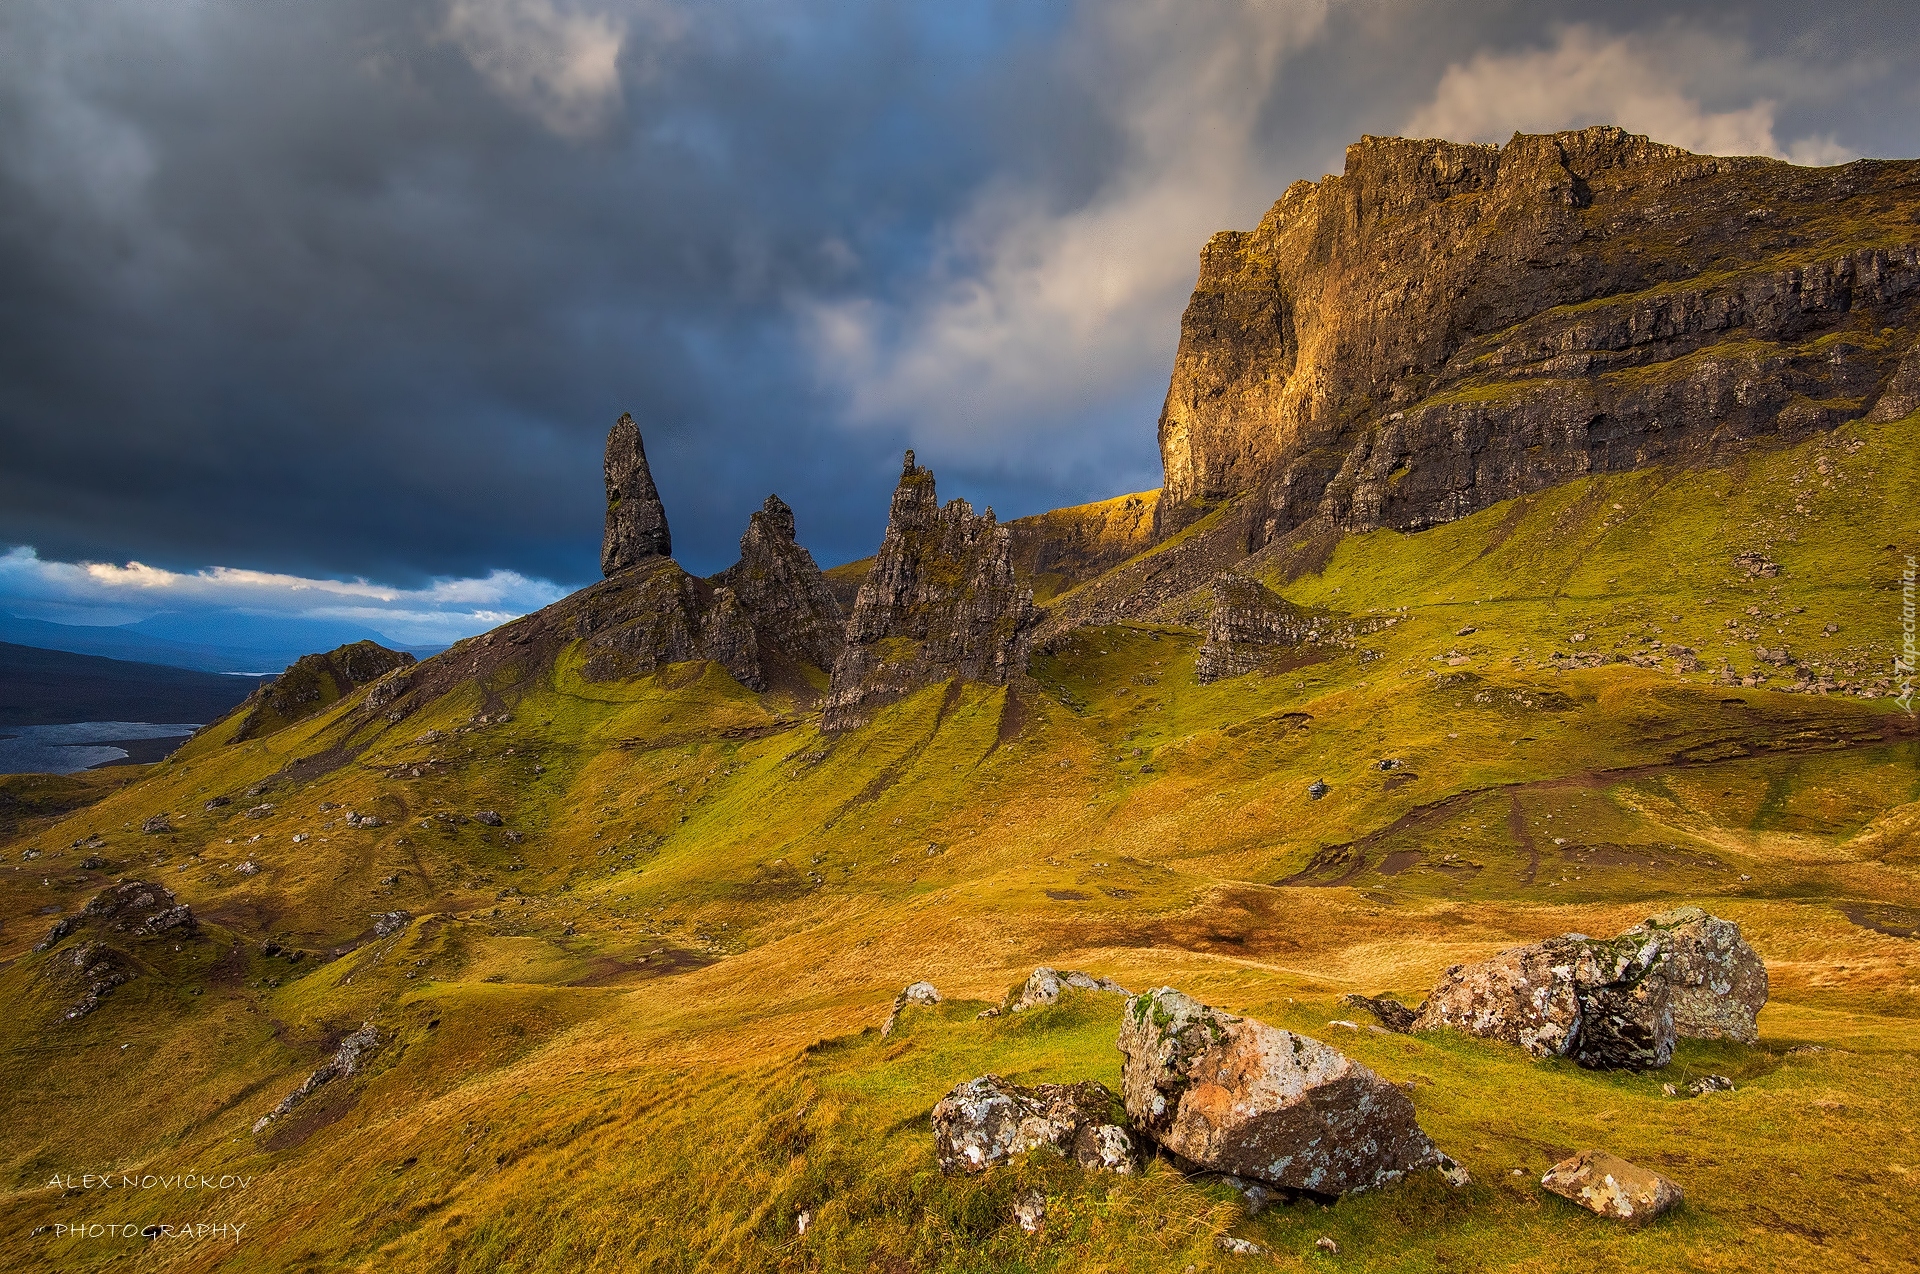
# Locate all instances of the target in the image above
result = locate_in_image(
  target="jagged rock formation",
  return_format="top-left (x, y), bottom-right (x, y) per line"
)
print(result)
top-left (715, 495), bottom-right (846, 672)
top-left (822, 452), bottom-right (1036, 731)
top-left (32, 882), bottom-right (198, 1021)
top-left (1195, 574), bottom-right (1393, 682)
top-left (1157, 127), bottom-right (1920, 546)
top-left (601, 413), bottom-right (672, 575)
top-left (232, 641), bottom-right (415, 742)
top-left (373, 491), bottom-right (838, 721)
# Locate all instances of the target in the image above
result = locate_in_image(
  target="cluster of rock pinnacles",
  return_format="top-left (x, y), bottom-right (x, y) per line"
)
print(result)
top-left (916, 906), bottom-right (1762, 1237)
top-left (596, 415), bottom-right (1033, 726)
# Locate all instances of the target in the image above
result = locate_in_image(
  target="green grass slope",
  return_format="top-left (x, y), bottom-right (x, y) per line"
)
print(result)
top-left (0, 416), bottom-right (1915, 1273)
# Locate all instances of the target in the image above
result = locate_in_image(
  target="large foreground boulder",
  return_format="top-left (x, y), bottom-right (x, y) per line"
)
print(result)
top-left (932, 1076), bottom-right (1141, 1175)
top-left (1117, 988), bottom-right (1444, 1195)
top-left (1411, 906), bottom-right (1764, 1069)
top-left (1540, 1150), bottom-right (1683, 1224)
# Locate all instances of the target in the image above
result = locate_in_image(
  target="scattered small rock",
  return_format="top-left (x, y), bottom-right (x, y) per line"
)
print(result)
top-left (1456, 626), bottom-right (1477, 636)
top-left (1010, 966), bottom-right (1129, 1011)
top-left (141, 815), bottom-right (173, 835)
top-left (1688, 1074), bottom-right (1734, 1096)
top-left (246, 804), bottom-right (275, 819)
top-left (371, 911), bottom-right (411, 938)
top-left (1540, 1149), bottom-right (1682, 1224)
top-left (1011, 1190), bottom-right (1046, 1235)
top-left (881, 981), bottom-right (941, 1038)
top-left (1340, 992), bottom-right (1417, 1033)
top-left (475, 810), bottom-right (504, 827)
top-left (1307, 779), bottom-right (1330, 800)
top-left (203, 796), bottom-right (231, 810)
top-left (1217, 1235), bottom-right (1266, 1256)
top-left (80, 855), bottom-right (107, 870)
top-left (1315, 1236), bottom-right (1339, 1255)
top-left (236, 861), bottom-right (261, 876)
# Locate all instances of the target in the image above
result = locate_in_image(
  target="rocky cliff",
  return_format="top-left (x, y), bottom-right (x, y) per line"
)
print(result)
top-left (1157, 126), bottom-right (1920, 544)
top-left (822, 452), bottom-right (1036, 730)
top-left (602, 412), bottom-right (672, 575)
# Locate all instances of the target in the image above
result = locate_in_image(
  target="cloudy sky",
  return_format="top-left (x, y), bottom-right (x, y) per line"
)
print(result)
top-left (3, 0), bottom-right (1916, 645)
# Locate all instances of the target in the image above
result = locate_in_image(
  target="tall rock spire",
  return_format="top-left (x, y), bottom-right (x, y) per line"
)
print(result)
top-left (601, 413), bottom-right (671, 576)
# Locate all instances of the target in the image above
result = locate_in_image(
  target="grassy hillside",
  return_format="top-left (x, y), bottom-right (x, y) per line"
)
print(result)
top-left (0, 416), bottom-right (1915, 1272)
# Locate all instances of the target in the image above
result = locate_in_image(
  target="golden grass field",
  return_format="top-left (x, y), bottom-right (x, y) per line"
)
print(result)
top-left (1, 414), bottom-right (1916, 1271)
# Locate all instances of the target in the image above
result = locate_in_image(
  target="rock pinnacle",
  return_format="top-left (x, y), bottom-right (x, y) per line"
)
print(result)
top-left (601, 413), bottom-right (671, 576)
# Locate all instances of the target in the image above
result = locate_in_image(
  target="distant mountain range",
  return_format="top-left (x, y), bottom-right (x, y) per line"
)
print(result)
top-left (0, 610), bottom-right (446, 674)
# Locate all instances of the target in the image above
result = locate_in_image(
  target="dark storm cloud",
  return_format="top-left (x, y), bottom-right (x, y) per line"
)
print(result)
top-left (2, 0), bottom-right (1917, 615)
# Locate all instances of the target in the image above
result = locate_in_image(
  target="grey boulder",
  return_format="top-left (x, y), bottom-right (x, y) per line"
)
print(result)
top-left (1411, 906), bottom-right (1764, 1070)
top-left (932, 1075), bottom-right (1141, 1175)
top-left (1117, 987), bottom-right (1444, 1196)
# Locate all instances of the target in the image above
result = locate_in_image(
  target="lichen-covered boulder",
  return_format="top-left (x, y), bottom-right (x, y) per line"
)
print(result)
top-left (1117, 988), bottom-right (1443, 1195)
top-left (931, 1075), bottom-right (1141, 1175)
top-left (1413, 907), bottom-right (1763, 1069)
top-left (1411, 936), bottom-right (1590, 1059)
top-left (1622, 906), bottom-right (1767, 1043)
top-left (1413, 930), bottom-right (1676, 1069)
top-left (1012, 966), bottom-right (1129, 1011)
top-left (1541, 1150), bottom-right (1683, 1224)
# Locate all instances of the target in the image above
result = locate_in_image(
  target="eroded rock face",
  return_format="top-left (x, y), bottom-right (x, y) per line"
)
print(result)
top-left (1117, 988), bottom-right (1441, 1195)
top-left (823, 452), bottom-right (1036, 730)
top-left (602, 413), bottom-right (672, 575)
top-left (1867, 337), bottom-right (1920, 422)
top-left (255, 1022), bottom-right (383, 1133)
top-left (1541, 1150), bottom-right (1683, 1224)
top-left (932, 1075), bottom-right (1140, 1175)
top-left (1158, 127), bottom-right (1920, 545)
top-left (1012, 966), bottom-right (1129, 1011)
top-left (1623, 905), bottom-right (1768, 1043)
top-left (715, 495), bottom-right (846, 673)
top-left (1196, 574), bottom-right (1392, 682)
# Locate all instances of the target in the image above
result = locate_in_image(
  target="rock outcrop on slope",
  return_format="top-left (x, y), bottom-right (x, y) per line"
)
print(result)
top-left (822, 452), bottom-right (1036, 730)
top-left (715, 495), bottom-right (846, 673)
top-left (1157, 127), bottom-right (1920, 546)
top-left (602, 412), bottom-right (672, 575)
top-left (230, 641), bottom-right (416, 743)
top-left (1117, 987), bottom-right (1446, 1196)
top-left (1195, 574), bottom-right (1393, 682)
